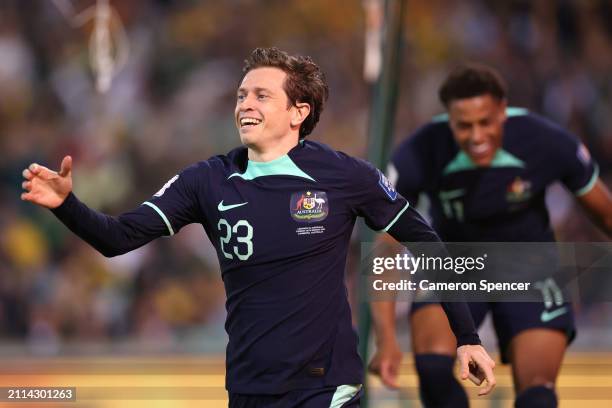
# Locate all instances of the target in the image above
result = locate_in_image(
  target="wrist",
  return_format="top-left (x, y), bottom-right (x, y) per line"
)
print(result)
top-left (375, 335), bottom-right (400, 349)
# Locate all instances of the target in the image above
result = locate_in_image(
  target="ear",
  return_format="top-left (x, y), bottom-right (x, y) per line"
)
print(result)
top-left (290, 102), bottom-right (311, 128)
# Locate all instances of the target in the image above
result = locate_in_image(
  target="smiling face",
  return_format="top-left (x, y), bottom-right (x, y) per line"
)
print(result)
top-left (448, 94), bottom-right (507, 166)
top-left (235, 67), bottom-right (306, 154)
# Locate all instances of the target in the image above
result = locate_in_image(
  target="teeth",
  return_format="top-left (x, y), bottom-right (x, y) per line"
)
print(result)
top-left (240, 117), bottom-right (262, 126)
top-left (471, 144), bottom-right (489, 154)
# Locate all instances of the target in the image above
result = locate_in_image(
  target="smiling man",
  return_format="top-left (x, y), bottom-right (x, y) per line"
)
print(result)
top-left (370, 64), bottom-right (612, 408)
top-left (21, 49), bottom-right (495, 407)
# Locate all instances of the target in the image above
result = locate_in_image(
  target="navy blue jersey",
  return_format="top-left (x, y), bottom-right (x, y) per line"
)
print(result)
top-left (131, 140), bottom-right (407, 393)
top-left (146, 141), bottom-right (408, 393)
top-left (389, 109), bottom-right (598, 242)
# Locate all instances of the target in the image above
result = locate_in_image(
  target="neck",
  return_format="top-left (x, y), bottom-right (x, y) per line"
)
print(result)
top-left (247, 135), bottom-right (300, 162)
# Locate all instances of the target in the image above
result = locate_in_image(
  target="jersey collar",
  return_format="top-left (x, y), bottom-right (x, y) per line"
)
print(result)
top-left (228, 140), bottom-right (315, 181)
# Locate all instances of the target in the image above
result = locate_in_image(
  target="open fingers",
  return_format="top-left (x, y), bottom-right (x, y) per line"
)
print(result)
top-left (22, 181), bottom-right (31, 191)
top-left (28, 163), bottom-right (58, 179)
top-left (22, 168), bottom-right (33, 180)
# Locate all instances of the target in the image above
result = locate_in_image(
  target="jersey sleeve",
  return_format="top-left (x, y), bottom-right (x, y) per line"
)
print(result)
top-left (346, 156), bottom-right (410, 232)
top-left (388, 127), bottom-right (432, 205)
top-left (143, 163), bottom-right (205, 235)
top-left (51, 192), bottom-right (170, 257)
top-left (550, 127), bottom-right (598, 196)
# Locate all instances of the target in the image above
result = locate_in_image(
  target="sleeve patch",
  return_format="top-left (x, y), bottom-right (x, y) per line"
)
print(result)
top-left (378, 169), bottom-right (398, 201)
top-left (386, 163), bottom-right (399, 188)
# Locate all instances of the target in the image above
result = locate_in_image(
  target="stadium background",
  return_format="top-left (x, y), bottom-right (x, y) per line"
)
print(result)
top-left (1, 0), bottom-right (612, 406)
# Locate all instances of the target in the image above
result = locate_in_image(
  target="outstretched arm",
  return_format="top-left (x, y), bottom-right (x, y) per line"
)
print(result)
top-left (22, 156), bottom-right (169, 257)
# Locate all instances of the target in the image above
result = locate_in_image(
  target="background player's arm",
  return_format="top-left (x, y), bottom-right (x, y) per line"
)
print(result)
top-left (369, 250), bottom-right (403, 389)
top-left (22, 156), bottom-right (169, 257)
top-left (576, 180), bottom-right (612, 237)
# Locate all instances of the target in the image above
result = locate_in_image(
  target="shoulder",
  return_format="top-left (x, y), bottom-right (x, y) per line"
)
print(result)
top-left (307, 140), bottom-right (378, 172)
top-left (394, 117), bottom-right (455, 158)
top-left (506, 109), bottom-right (567, 136)
top-left (505, 109), bottom-right (579, 148)
top-left (297, 140), bottom-right (382, 186)
top-left (186, 146), bottom-right (249, 178)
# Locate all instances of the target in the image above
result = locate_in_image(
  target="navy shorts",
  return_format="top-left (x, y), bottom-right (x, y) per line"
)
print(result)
top-left (228, 385), bottom-right (362, 408)
top-left (411, 301), bottom-right (576, 363)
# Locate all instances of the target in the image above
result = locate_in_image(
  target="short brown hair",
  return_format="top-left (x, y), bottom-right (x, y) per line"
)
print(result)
top-left (439, 63), bottom-right (507, 108)
top-left (242, 47), bottom-right (329, 138)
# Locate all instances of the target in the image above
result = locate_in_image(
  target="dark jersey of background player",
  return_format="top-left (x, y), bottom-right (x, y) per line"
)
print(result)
top-left (389, 108), bottom-right (598, 242)
top-left (51, 139), bottom-right (480, 394)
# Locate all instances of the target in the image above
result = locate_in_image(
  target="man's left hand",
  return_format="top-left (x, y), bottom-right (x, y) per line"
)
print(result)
top-left (457, 344), bottom-right (496, 396)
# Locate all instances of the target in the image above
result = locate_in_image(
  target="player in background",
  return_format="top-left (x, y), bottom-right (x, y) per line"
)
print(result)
top-left (21, 48), bottom-right (495, 407)
top-left (369, 64), bottom-right (612, 407)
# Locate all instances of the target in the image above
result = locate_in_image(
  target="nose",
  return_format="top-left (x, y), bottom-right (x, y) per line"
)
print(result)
top-left (470, 125), bottom-right (486, 143)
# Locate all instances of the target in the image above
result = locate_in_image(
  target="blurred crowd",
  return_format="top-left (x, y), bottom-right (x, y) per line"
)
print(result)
top-left (1, 0), bottom-right (611, 352)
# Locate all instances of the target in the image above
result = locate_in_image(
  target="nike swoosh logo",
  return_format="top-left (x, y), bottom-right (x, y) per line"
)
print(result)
top-left (218, 200), bottom-right (248, 212)
top-left (540, 306), bottom-right (568, 323)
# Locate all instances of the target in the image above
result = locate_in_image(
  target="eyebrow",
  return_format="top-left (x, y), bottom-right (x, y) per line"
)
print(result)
top-left (237, 86), bottom-right (274, 94)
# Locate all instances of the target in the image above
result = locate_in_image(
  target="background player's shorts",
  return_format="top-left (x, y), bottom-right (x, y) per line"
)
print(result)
top-left (410, 301), bottom-right (576, 363)
top-left (228, 384), bottom-right (362, 408)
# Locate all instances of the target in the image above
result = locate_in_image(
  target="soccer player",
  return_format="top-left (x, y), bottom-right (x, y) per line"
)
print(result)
top-left (21, 48), bottom-right (495, 407)
top-left (369, 64), bottom-right (612, 407)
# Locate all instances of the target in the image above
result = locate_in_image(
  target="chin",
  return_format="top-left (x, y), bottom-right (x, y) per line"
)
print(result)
top-left (239, 132), bottom-right (257, 146)
top-left (472, 156), bottom-right (494, 167)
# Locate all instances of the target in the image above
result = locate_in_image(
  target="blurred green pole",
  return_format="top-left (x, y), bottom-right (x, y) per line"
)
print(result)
top-left (358, 0), bottom-right (406, 406)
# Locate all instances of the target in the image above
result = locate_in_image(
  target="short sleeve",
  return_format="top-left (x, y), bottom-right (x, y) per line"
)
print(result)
top-left (347, 156), bottom-right (409, 232)
top-left (552, 128), bottom-right (598, 196)
top-left (143, 163), bottom-right (204, 235)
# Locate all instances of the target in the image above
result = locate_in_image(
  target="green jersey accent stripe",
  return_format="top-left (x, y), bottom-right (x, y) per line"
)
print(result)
top-left (431, 112), bottom-right (449, 123)
top-left (575, 164), bottom-right (599, 197)
top-left (143, 201), bottom-right (175, 236)
top-left (228, 154), bottom-right (316, 182)
top-left (383, 202), bottom-right (410, 232)
top-left (443, 149), bottom-right (525, 175)
top-left (329, 384), bottom-right (362, 408)
top-left (431, 107), bottom-right (528, 123)
top-left (506, 107), bottom-right (529, 117)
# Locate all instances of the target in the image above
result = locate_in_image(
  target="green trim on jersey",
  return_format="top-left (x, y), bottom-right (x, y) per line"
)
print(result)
top-left (382, 202), bottom-right (410, 232)
top-left (575, 164), bottom-right (599, 196)
top-left (431, 112), bottom-right (450, 123)
top-left (143, 201), bottom-right (175, 236)
top-left (506, 107), bottom-right (529, 117)
top-left (430, 106), bottom-right (529, 123)
top-left (329, 384), bottom-right (362, 408)
top-left (228, 154), bottom-right (316, 182)
top-left (443, 149), bottom-right (525, 175)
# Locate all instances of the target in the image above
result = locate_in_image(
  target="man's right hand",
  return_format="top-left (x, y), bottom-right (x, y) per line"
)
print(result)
top-left (21, 155), bottom-right (73, 209)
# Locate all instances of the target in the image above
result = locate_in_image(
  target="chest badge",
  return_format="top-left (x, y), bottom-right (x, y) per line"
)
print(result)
top-left (506, 177), bottom-right (532, 202)
top-left (290, 191), bottom-right (329, 223)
